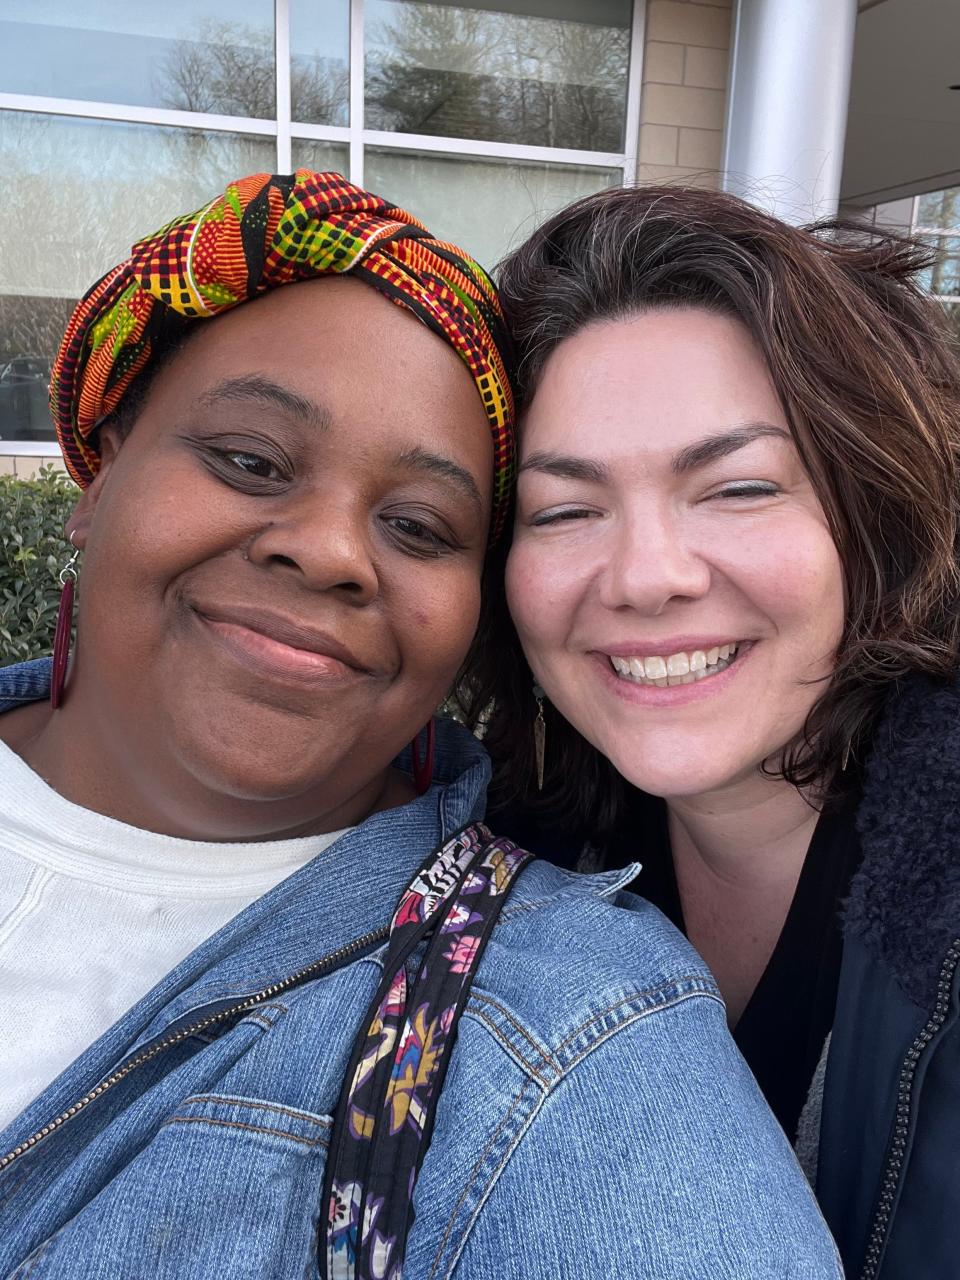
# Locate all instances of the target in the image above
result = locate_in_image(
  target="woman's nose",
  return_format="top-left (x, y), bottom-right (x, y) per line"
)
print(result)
top-left (245, 496), bottom-right (379, 603)
top-left (597, 507), bottom-right (711, 615)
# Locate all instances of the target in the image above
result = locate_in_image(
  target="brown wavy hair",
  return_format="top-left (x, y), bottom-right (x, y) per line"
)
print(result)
top-left (455, 185), bottom-right (960, 841)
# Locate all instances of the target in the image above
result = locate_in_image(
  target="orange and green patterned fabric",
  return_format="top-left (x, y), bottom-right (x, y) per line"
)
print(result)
top-left (50, 170), bottom-right (516, 538)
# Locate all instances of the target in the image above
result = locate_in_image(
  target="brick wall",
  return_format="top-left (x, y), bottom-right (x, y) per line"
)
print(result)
top-left (637, 0), bottom-right (733, 189)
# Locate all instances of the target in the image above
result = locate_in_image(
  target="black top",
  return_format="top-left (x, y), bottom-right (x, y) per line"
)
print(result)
top-left (624, 794), bottom-right (863, 1139)
top-left (495, 789), bottom-right (862, 1140)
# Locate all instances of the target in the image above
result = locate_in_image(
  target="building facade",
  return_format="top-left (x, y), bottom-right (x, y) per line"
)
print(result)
top-left (0, 0), bottom-right (956, 472)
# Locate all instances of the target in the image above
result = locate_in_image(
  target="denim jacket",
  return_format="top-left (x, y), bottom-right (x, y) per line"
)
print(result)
top-left (0, 659), bottom-right (841, 1278)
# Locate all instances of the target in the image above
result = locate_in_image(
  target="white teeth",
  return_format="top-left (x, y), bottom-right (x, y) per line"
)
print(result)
top-left (609, 642), bottom-right (745, 688)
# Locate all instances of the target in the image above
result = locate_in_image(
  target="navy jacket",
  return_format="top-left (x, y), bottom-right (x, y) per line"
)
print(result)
top-left (818, 675), bottom-right (960, 1280)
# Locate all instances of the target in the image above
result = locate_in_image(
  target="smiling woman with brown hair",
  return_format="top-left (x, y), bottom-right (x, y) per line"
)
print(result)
top-left (0, 172), bottom-right (840, 1279)
top-left (475, 183), bottom-right (960, 1280)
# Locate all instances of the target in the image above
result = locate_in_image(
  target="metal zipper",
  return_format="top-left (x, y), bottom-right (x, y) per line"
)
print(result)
top-left (0, 924), bottom-right (389, 1174)
top-left (858, 938), bottom-right (960, 1280)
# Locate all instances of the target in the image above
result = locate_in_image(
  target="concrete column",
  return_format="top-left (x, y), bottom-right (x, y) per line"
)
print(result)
top-left (722, 0), bottom-right (858, 223)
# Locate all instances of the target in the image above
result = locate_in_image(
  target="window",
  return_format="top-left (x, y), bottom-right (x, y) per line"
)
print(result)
top-left (912, 187), bottom-right (960, 346)
top-left (362, 0), bottom-right (632, 152)
top-left (0, 1), bottom-right (278, 115)
top-left (0, 0), bottom-right (642, 449)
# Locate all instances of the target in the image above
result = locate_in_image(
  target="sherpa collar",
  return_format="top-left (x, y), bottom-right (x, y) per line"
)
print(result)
top-left (848, 674), bottom-right (960, 1009)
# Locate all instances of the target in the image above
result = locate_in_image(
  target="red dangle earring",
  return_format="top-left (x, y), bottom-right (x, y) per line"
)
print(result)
top-left (50, 533), bottom-right (80, 710)
top-left (411, 718), bottom-right (436, 795)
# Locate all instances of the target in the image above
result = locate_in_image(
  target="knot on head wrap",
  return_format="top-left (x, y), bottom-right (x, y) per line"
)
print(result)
top-left (51, 170), bottom-right (516, 538)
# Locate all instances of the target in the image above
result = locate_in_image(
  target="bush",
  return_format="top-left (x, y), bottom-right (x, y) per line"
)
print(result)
top-left (0, 466), bottom-right (78, 665)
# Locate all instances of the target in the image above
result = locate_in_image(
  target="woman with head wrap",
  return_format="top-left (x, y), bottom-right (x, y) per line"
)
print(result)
top-left (0, 172), bottom-right (839, 1278)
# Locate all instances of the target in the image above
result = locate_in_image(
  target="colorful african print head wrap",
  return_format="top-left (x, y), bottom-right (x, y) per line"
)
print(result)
top-left (51, 170), bottom-right (515, 538)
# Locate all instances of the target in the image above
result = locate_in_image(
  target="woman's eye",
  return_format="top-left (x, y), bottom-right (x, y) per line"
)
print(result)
top-left (530, 507), bottom-right (598, 527)
top-left (222, 450), bottom-right (281, 480)
top-left (385, 515), bottom-right (451, 554)
top-left (711, 481), bottom-right (781, 500)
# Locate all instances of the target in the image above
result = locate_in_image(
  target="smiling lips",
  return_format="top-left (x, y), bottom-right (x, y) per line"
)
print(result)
top-left (608, 643), bottom-right (744, 687)
top-left (196, 606), bottom-right (370, 682)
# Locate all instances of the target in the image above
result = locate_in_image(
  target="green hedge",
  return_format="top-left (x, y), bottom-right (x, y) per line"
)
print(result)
top-left (0, 467), bottom-right (78, 665)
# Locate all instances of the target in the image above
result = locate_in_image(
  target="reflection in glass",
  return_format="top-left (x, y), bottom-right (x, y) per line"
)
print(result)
top-left (290, 0), bottom-right (350, 125)
top-left (290, 141), bottom-right (351, 177)
top-left (0, 0), bottom-right (276, 116)
top-left (0, 112), bottom-right (274, 441)
top-left (365, 149), bottom-right (620, 273)
top-left (917, 235), bottom-right (960, 298)
top-left (916, 188), bottom-right (960, 231)
top-left (365, 0), bottom-right (632, 152)
top-left (939, 300), bottom-right (960, 348)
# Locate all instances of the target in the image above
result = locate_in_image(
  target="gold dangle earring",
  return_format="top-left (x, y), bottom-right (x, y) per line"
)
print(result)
top-left (533, 684), bottom-right (546, 791)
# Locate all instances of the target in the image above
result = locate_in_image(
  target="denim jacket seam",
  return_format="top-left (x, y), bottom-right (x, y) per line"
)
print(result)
top-left (9, 1207), bottom-right (74, 1279)
top-left (436, 987), bottom-right (723, 1280)
top-left (466, 974), bottom-right (720, 1081)
top-left (559, 987), bottom-right (725, 1076)
top-left (466, 1009), bottom-right (558, 1088)
top-left (160, 1113), bottom-right (330, 1148)
top-left (426, 1075), bottom-right (543, 1280)
top-left (466, 991), bottom-right (558, 1081)
top-left (552, 976), bottom-right (721, 1064)
top-left (12, 1228), bottom-right (55, 1278)
top-left (178, 1094), bottom-right (331, 1127)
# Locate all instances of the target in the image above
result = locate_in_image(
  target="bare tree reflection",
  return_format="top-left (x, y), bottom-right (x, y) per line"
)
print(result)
top-left (160, 19), bottom-right (276, 116)
top-left (366, 2), bottom-right (629, 152)
top-left (158, 17), bottom-right (348, 126)
top-left (0, 110), bottom-right (272, 439)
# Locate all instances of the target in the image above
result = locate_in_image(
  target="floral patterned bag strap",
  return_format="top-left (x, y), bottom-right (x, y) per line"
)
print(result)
top-left (320, 822), bottom-right (533, 1280)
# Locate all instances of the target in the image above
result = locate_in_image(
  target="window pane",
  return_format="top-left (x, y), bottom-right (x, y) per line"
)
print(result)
top-left (0, 112), bottom-right (275, 442)
top-left (290, 0), bottom-right (350, 125)
top-left (365, 148), bottom-right (620, 272)
top-left (917, 235), bottom-right (960, 297)
top-left (365, 0), bottom-right (632, 152)
top-left (916, 188), bottom-right (960, 231)
top-left (939, 300), bottom-right (960, 347)
top-left (290, 140), bottom-right (350, 175)
top-left (0, 0), bottom-right (276, 116)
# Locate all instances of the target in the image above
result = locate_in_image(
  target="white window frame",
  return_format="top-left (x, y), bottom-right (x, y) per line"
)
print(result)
top-left (0, 0), bottom-right (645, 454)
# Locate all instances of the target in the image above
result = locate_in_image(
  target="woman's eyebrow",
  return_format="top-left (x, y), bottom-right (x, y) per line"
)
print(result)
top-left (395, 446), bottom-right (483, 514)
top-left (517, 451), bottom-right (610, 484)
top-left (200, 375), bottom-right (331, 428)
top-left (672, 423), bottom-right (790, 475)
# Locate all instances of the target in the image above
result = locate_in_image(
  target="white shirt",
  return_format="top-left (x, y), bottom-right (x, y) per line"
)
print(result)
top-left (0, 738), bottom-right (347, 1132)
